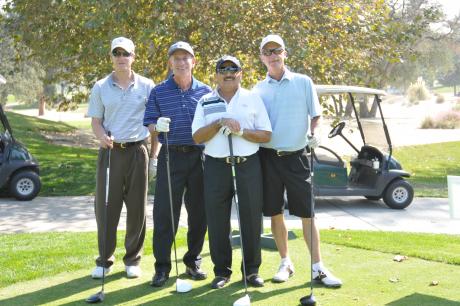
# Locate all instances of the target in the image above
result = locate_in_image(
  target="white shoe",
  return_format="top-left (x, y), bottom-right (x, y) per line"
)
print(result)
top-left (125, 265), bottom-right (142, 278)
top-left (91, 266), bottom-right (112, 279)
top-left (273, 261), bottom-right (295, 282)
top-left (313, 266), bottom-right (342, 287)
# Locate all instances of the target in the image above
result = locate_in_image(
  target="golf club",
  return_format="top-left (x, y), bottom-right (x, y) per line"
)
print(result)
top-left (164, 132), bottom-right (192, 293)
top-left (300, 146), bottom-right (316, 306)
top-left (86, 131), bottom-right (112, 304)
top-left (228, 135), bottom-right (251, 306)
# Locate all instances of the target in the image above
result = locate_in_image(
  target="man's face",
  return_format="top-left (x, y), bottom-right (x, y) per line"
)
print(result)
top-left (216, 61), bottom-right (242, 92)
top-left (111, 47), bottom-right (135, 73)
top-left (168, 50), bottom-right (196, 77)
top-left (260, 42), bottom-right (287, 71)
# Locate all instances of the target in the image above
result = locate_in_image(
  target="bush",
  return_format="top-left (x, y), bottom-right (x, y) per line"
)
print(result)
top-left (421, 112), bottom-right (460, 129)
top-left (435, 93), bottom-right (445, 104)
top-left (407, 78), bottom-right (430, 104)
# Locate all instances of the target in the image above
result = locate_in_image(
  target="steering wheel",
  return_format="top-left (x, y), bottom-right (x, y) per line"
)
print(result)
top-left (328, 121), bottom-right (346, 138)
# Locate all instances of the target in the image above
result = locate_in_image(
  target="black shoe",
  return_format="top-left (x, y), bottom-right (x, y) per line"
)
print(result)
top-left (246, 274), bottom-right (264, 287)
top-left (186, 266), bottom-right (207, 280)
top-left (150, 271), bottom-right (169, 287)
top-left (211, 276), bottom-right (230, 289)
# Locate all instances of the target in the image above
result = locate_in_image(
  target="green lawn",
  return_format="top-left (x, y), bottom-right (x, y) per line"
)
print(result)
top-left (5, 111), bottom-right (97, 196)
top-left (393, 142), bottom-right (460, 197)
top-left (0, 229), bottom-right (459, 305)
top-left (432, 86), bottom-right (456, 94)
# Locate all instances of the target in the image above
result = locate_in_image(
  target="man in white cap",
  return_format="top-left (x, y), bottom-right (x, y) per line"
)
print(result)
top-left (144, 41), bottom-right (211, 288)
top-left (87, 36), bottom-right (154, 279)
top-left (192, 55), bottom-right (271, 289)
top-left (253, 34), bottom-right (342, 287)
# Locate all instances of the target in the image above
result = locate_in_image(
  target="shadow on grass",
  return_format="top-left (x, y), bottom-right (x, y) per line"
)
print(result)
top-left (386, 293), bottom-right (460, 306)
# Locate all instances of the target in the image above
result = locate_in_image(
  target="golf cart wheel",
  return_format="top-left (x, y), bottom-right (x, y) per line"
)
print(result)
top-left (383, 179), bottom-right (414, 209)
top-left (9, 170), bottom-right (41, 201)
top-left (365, 196), bottom-right (381, 201)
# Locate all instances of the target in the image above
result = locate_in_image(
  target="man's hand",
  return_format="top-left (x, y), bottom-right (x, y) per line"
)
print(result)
top-left (149, 158), bottom-right (157, 179)
top-left (155, 117), bottom-right (171, 133)
top-left (99, 133), bottom-right (114, 149)
top-left (221, 126), bottom-right (243, 137)
top-left (308, 134), bottom-right (320, 149)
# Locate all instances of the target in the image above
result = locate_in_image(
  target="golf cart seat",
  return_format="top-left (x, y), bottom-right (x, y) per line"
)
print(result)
top-left (351, 145), bottom-right (383, 167)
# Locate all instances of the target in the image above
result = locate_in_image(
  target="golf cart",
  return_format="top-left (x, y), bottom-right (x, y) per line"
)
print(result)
top-left (313, 85), bottom-right (413, 209)
top-left (0, 75), bottom-right (41, 200)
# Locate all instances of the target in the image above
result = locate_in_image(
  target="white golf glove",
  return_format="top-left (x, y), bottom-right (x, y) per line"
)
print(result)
top-left (149, 158), bottom-right (157, 179)
top-left (307, 134), bottom-right (320, 149)
top-left (155, 117), bottom-right (171, 133)
top-left (221, 126), bottom-right (243, 137)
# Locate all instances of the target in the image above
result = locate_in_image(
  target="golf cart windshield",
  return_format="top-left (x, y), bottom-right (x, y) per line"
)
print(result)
top-left (316, 85), bottom-right (390, 156)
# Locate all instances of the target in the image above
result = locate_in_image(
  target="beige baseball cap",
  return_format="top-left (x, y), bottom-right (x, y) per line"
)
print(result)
top-left (111, 37), bottom-right (135, 54)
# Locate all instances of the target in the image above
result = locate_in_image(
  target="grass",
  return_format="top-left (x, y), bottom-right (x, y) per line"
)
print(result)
top-left (393, 141), bottom-right (460, 197)
top-left (5, 111), bottom-right (97, 196)
top-left (432, 86), bottom-right (457, 94)
top-left (0, 229), bottom-right (459, 305)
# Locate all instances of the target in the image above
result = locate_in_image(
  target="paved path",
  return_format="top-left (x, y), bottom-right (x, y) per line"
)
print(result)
top-left (1, 196), bottom-right (459, 235)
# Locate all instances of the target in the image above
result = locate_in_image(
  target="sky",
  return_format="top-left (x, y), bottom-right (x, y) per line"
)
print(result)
top-left (434, 0), bottom-right (460, 19)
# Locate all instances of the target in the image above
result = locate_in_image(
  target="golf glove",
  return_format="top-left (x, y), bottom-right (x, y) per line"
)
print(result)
top-left (155, 117), bottom-right (171, 133)
top-left (307, 134), bottom-right (320, 149)
top-left (221, 126), bottom-right (243, 137)
top-left (149, 158), bottom-right (157, 179)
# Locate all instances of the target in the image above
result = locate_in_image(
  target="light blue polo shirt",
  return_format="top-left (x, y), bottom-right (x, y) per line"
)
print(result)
top-left (87, 72), bottom-right (154, 143)
top-left (252, 68), bottom-right (321, 151)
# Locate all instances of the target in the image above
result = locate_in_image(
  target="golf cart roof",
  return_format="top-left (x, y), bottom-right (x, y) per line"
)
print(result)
top-left (316, 85), bottom-right (386, 96)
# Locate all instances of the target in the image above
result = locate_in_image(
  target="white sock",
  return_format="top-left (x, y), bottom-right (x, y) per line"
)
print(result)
top-left (281, 257), bottom-right (292, 265)
top-left (312, 261), bottom-right (324, 271)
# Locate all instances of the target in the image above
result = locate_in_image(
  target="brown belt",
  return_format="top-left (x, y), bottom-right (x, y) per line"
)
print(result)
top-left (168, 145), bottom-right (202, 153)
top-left (211, 156), bottom-right (248, 164)
top-left (112, 140), bottom-right (144, 149)
top-left (265, 148), bottom-right (304, 157)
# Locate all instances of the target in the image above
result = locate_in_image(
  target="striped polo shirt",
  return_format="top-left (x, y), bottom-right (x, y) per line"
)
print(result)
top-left (87, 72), bottom-right (155, 143)
top-left (143, 74), bottom-right (212, 145)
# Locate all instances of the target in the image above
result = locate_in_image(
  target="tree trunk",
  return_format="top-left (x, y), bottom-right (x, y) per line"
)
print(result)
top-left (38, 95), bottom-right (45, 116)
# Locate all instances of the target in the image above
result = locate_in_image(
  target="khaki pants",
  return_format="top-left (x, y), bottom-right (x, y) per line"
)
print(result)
top-left (94, 142), bottom-right (148, 267)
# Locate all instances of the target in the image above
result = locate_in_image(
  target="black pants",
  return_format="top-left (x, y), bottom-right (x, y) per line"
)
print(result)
top-left (204, 154), bottom-right (263, 278)
top-left (153, 147), bottom-right (207, 273)
top-left (95, 143), bottom-right (148, 267)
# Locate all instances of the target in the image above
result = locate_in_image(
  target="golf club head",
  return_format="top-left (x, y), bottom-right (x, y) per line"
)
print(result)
top-left (233, 294), bottom-right (251, 306)
top-left (176, 278), bottom-right (192, 293)
top-left (300, 293), bottom-right (316, 306)
top-left (86, 291), bottom-right (104, 303)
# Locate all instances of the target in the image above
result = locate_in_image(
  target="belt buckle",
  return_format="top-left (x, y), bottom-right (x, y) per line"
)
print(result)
top-left (120, 142), bottom-right (126, 149)
top-left (225, 157), bottom-right (232, 164)
top-left (276, 150), bottom-right (283, 156)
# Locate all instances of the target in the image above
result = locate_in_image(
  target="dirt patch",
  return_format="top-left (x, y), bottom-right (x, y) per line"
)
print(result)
top-left (42, 129), bottom-right (99, 149)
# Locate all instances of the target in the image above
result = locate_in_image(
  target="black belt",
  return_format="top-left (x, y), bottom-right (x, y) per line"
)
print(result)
top-left (211, 156), bottom-right (248, 164)
top-left (113, 140), bottom-right (144, 149)
top-left (168, 145), bottom-right (201, 153)
top-left (267, 148), bottom-right (304, 157)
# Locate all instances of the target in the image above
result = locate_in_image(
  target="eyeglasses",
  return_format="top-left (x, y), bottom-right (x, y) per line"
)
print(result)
top-left (217, 66), bottom-right (241, 74)
top-left (261, 47), bottom-right (284, 56)
top-left (112, 50), bottom-right (132, 57)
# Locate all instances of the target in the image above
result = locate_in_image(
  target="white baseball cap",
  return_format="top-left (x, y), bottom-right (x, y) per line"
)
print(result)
top-left (111, 37), bottom-right (135, 54)
top-left (260, 34), bottom-right (285, 50)
top-left (168, 41), bottom-right (195, 57)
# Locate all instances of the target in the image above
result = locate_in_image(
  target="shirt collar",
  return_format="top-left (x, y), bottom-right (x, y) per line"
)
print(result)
top-left (214, 86), bottom-right (241, 103)
top-left (109, 71), bottom-right (136, 87)
top-left (266, 68), bottom-right (293, 83)
top-left (167, 74), bottom-right (198, 90)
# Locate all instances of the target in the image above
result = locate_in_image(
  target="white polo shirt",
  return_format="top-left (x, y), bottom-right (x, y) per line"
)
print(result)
top-left (192, 87), bottom-right (272, 158)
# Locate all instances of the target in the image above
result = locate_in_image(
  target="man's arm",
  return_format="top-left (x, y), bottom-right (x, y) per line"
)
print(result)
top-left (192, 119), bottom-right (222, 144)
top-left (91, 118), bottom-right (113, 148)
top-left (241, 130), bottom-right (271, 143)
top-left (310, 116), bottom-right (321, 135)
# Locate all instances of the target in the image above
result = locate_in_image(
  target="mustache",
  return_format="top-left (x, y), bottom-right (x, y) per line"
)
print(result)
top-left (224, 76), bottom-right (236, 81)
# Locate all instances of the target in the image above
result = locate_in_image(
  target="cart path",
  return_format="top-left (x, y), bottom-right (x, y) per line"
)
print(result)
top-left (1, 196), bottom-right (459, 235)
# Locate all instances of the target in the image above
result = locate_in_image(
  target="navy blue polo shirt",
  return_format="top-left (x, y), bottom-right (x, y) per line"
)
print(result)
top-left (144, 74), bottom-right (212, 145)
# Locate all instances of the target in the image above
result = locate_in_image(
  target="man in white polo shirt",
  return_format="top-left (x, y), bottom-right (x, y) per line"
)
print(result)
top-left (253, 34), bottom-right (342, 287)
top-left (87, 37), bottom-right (154, 280)
top-left (192, 56), bottom-right (271, 289)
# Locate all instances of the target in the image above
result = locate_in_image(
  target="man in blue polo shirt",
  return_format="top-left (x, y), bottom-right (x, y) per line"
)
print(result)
top-left (144, 41), bottom-right (211, 288)
top-left (253, 34), bottom-right (342, 288)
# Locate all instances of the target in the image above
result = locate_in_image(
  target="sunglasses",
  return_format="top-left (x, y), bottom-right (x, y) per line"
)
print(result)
top-left (261, 47), bottom-right (284, 56)
top-left (112, 50), bottom-right (132, 57)
top-left (217, 66), bottom-right (241, 74)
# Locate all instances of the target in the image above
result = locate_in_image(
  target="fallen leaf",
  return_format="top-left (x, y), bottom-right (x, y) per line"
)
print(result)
top-left (429, 280), bottom-right (439, 286)
top-left (393, 255), bottom-right (408, 262)
top-left (389, 277), bottom-right (399, 283)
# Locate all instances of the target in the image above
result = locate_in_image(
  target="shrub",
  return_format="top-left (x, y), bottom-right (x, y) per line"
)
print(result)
top-left (421, 112), bottom-right (460, 129)
top-left (435, 93), bottom-right (445, 103)
top-left (407, 77), bottom-right (430, 104)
